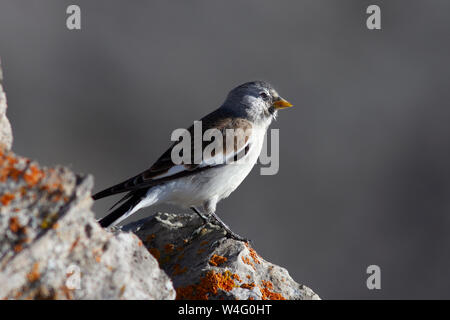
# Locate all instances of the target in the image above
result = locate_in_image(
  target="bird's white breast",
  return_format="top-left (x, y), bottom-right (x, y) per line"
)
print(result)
top-left (161, 125), bottom-right (267, 208)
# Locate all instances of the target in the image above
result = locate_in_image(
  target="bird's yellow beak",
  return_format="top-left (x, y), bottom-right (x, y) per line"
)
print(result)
top-left (272, 97), bottom-right (293, 110)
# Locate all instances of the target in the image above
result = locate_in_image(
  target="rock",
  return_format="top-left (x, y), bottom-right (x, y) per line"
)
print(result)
top-left (0, 59), bottom-right (13, 150)
top-left (0, 149), bottom-right (175, 299)
top-left (123, 212), bottom-right (320, 300)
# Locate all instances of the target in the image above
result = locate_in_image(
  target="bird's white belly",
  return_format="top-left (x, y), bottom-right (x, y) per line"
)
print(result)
top-left (161, 135), bottom-right (264, 208)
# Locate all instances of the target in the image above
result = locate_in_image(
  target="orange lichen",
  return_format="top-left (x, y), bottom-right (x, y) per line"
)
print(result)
top-left (60, 285), bottom-right (74, 300)
top-left (245, 243), bottom-right (261, 265)
top-left (164, 243), bottom-right (175, 253)
top-left (93, 249), bottom-right (102, 262)
top-left (217, 270), bottom-right (237, 292)
top-left (209, 254), bottom-right (228, 267)
top-left (9, 217), bottom-right (21, 233)
top-left (69, 237), bottom-right (80, 252)
top-left (241, 282), bottom-right (256, 290)
top-left (27, 262), bottom-right (40, 283)
top-left (138, 240), bottom-right (143, 247)
top-left (231, 273), bottom-right (242, 282)
top-left (172, 264), bottom-right (188, 276)
top-left (176, 270), bottom-right (240, 300)
top-left (241, 244), bottom-right (261, 271)
top-left (149, 248), bottom-right (160, 261)
top-left (242, 255), bottom-right (255, 270)
top-left (259, 280), bottom-right (286, 300)
top-left (9, 217), bottom-right (28, 252)
top-left (119, 285), bottom-right (126, 297)
top-left (200, 240), bottom-right (209, 246)
top-left (9, 168), bottom-right (22, 181)
top-left (0, 152), bottom-right (23, 182)
top-left (51, 194), bottom-right (62, 202)
top-left (261, 280), bottom-right (272, 289)
top-left (23, 165), bottom-right (44, 187)
top-left (6, 154), bottom-right (18, 165)
top-left (1, 192), bottom-right (15, 205)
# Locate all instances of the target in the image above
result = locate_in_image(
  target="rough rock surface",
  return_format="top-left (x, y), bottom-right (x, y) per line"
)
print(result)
top-left (0, 149), bottom-right (175, 299)
top-left (123, 212), bottom-right (320, 300)
top-left (0, 60), bottom-right (13, 150)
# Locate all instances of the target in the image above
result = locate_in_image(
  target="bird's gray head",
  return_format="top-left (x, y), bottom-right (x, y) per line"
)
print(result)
top-left (221, 81), bottom-right (293, 125)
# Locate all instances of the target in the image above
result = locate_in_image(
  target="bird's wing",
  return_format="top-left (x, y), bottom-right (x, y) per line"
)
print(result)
top-left (92, 109), bottom-right (253, 200)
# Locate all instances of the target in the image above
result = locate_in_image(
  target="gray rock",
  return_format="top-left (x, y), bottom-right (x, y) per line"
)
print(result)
top-left (0, 59), bottom-right (13, 150)
top-left (124, 212), bottom-right (320, 300)
top-left (0, 150), bottom-right (175, 299)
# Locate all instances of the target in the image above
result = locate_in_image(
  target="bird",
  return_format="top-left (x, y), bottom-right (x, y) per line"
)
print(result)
top-left (93, 81), bottom-right (293, 241)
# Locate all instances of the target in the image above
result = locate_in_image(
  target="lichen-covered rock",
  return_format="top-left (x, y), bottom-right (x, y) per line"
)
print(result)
top-left (0, 60), bottom-right (13, 150)
top-left (123, 212), bottom-right (320, 300)
top-left (0, 149), bottom-right (175, 299)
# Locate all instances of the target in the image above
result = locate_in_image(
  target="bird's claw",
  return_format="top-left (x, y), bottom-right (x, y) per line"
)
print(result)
top-left (224, 230), bottom-right (251, 243)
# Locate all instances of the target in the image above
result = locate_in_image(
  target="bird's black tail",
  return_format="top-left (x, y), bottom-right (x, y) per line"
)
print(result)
top-left (98, 189), bottom-right (147, 228)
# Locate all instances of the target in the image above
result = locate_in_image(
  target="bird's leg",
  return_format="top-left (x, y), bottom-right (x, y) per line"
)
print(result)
top-left (207, 210), bottom-right (249, 243)
top-left (189, 206), bottom-right (216, 240)
top-left (202, 200), bottom-right (249, 242)
top-left (190, 206), bottom-right (210, 224)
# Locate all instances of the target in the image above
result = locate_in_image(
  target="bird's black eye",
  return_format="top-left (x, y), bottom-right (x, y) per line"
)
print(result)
top-left (259, 92), bottom-right (270, 101)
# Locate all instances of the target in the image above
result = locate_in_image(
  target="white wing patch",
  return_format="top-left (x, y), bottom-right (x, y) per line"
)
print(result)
top-left (151, 136), bottom-right (253, 181)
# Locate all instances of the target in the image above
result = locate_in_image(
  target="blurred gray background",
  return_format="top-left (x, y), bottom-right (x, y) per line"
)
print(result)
top-left (1, 0), bottom-right (450, 299)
